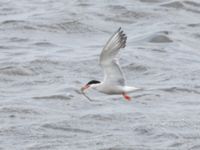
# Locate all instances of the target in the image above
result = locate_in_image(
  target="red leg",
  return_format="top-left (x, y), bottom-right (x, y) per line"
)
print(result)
top-left (122, 93), bottom-right (131, 101)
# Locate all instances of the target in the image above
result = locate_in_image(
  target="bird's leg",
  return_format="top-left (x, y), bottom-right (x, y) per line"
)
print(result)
top-left (122, 92), bottom-right (131, 101)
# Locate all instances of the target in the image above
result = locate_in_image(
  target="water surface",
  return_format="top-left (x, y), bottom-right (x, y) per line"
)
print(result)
top-left (0, 0), bottom-right (200, 149)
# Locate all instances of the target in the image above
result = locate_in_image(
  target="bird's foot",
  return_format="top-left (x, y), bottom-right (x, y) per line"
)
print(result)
top-left (122, 93), bottom-right (131, 101)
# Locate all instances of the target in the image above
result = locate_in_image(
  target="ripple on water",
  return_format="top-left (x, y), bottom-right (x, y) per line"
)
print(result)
top-left (160, 87), bottom-right (200, 94)
top-left (81, 114), bottom-right (113, 121)
top-left (33, 94), bottom-right (73, 100)
top-left (9, 37), bottom-right (29, 42)
top-left (125, 63), bottom-right (148, 72)
top-left (42, 123), bottom-right (93, 134)
top-left (189, 145), bottom-right (200, 150)
top-left (134, 125), bottom-right (154, 136)
top-left (188, 23), bottom-right (200, 27)
top-left (104, 5), bottom-right (156, 24)
top-left (0, 20), bottom-right (37, 30)
top-left (0, 19), bottom-right (96, 33)
top-left (33, 41), bottom-right (57, 47)
top-left (30, 59), bottom-right (60, 66)
top-left (0, 66), bottom-right (34, 76)
top-left (149, 35), bottom-right (173, 43)
top-left (161, 1), bottom-right (185, 9)
top-left (155, 133), bottom-right (179, 139)
top-left (140, 0), bottom-right (161, 3)
top-left (0, 106), bottom-right (40, 115)
top-left (184, 1), bottom-right (200, 7)
top-left (28, 59), bottom-right (61, 74)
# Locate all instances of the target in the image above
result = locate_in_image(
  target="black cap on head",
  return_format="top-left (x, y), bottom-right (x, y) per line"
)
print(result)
top-left (87, 80), bottom-right (100, 85)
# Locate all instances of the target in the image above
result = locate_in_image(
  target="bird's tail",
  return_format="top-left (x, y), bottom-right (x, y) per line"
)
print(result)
top-left (124, 86), bottom-right (142, 93)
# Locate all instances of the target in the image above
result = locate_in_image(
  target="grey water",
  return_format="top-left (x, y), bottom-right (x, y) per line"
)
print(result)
top-left (0, 0), bottom-right (200, 149)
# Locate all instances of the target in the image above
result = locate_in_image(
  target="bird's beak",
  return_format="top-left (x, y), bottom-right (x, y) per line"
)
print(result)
top-left (81, 84), bottom-right (90, 92)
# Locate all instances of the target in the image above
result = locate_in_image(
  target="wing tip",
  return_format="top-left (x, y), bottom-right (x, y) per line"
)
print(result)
top-left (115, 27), bottom-right (122, 35)
top-left (116, 27), bottom-right (127, 49)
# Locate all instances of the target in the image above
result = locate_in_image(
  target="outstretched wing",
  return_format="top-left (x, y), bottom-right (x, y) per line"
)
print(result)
top-left (100, 27), bottom-right (127, 86)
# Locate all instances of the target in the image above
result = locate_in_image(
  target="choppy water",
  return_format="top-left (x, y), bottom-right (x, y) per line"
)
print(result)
top-left (0, 0), bottom-right (200, 149)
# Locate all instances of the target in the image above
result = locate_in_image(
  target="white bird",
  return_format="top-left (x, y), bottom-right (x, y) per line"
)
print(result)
top-left (81, 27), bottom-right (139, 101)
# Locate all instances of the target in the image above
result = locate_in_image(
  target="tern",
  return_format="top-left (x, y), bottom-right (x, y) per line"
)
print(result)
top-left (81, 27), bottom-right (139, 101)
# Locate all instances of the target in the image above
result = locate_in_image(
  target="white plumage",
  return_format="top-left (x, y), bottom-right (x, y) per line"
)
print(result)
top-left (81, 27), bottom-right (139, 100)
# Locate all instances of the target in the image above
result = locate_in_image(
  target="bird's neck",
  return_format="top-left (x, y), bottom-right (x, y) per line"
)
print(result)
top-left (90, 83), bottom-right (102, 89)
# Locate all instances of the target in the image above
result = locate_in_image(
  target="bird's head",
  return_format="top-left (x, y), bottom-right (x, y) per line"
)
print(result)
top-left (81, 80), bottom-right (101, 92)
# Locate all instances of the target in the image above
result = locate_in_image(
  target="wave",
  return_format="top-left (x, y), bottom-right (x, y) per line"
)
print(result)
top-left (0, 66), bottom-right (34, 76)
top-left (160, 87), bottom-right (200, 94)
top-left (0, 19), bottom-right (96, 33)
top-left (42, 123), bottom-right (92, 134)
top-left (33, 94), bottom-right (73, 100)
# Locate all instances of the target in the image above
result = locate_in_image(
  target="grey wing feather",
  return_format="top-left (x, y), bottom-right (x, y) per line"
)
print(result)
top-left (100, 27), bottom-right (127, 86)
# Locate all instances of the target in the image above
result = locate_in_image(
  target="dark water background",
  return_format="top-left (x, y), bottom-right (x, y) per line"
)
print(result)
top-left (0, 0), bottom-right (200, 149)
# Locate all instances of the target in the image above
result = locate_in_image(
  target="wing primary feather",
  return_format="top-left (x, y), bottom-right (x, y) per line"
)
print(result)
top-left (99, 27), bottom-right (128, 86)
top-left (118, 27), bottom-right (121, 32)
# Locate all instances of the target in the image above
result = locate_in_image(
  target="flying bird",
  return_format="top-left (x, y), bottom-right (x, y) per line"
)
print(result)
top-left (81, 27), bottom-right (139, 101)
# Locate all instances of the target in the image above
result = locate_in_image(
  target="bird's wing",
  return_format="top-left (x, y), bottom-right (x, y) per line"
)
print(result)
top-left (100, 27), bottom-right (127, 86)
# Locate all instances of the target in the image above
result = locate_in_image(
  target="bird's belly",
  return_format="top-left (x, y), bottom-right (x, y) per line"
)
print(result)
top-left (97, 85), bottom-right (123, 95)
